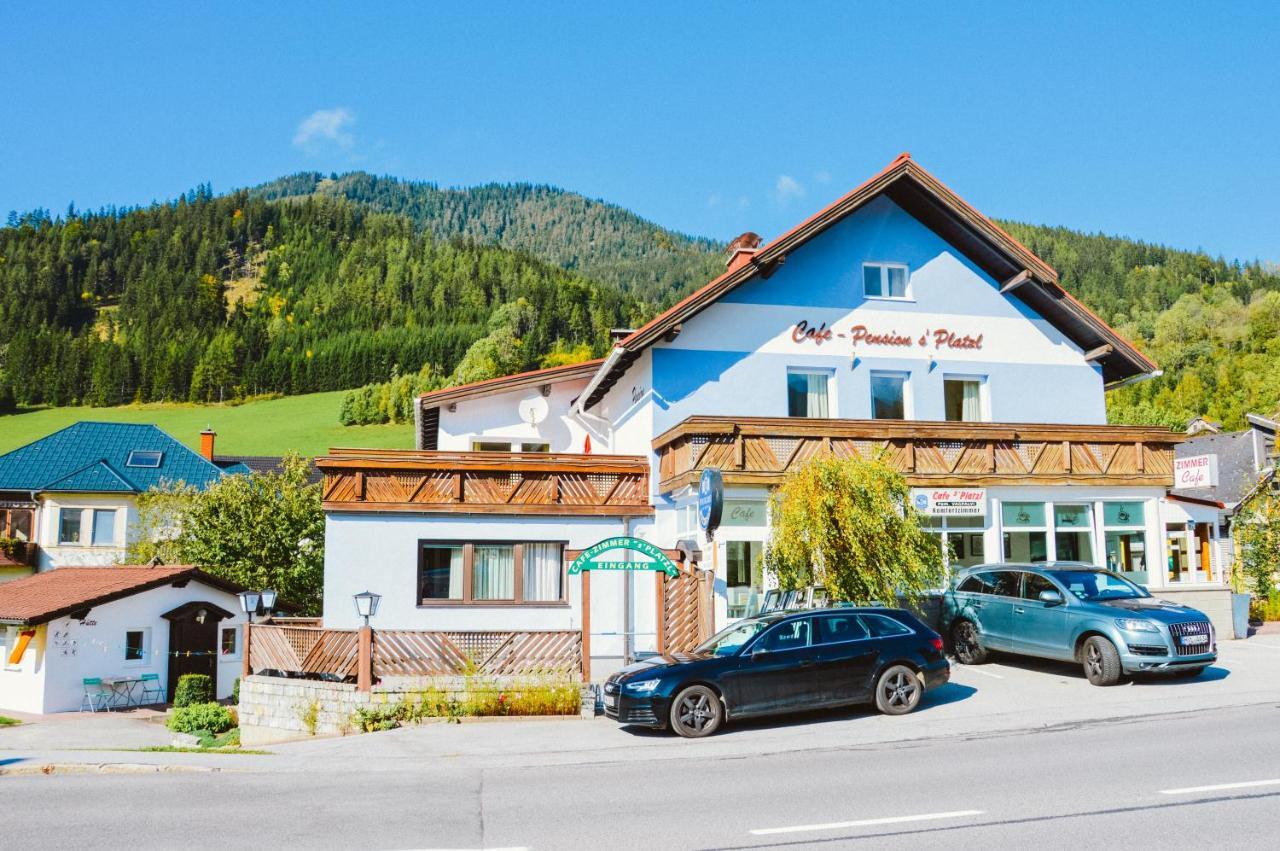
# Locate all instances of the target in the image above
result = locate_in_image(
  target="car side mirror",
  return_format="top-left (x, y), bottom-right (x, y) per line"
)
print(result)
top-left (1038, 589), bottom-right (1064, 606)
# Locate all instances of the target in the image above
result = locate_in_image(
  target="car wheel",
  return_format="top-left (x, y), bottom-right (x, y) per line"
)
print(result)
top-left (875, 665), bottom-right (924, 715)
top-left (1082, 636), bottom-right (1122, 686)
top-left (669, 685), bottom-right (723, 738)
top-left (951, 620), bottom-right (988, 665)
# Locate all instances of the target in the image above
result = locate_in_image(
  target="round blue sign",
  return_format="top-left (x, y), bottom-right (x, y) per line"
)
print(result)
top-left (698, 468), bottom-right (724, 534)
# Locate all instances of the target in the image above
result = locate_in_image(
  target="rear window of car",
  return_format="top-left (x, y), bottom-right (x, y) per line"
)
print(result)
top-left (991, 572), bottom-right (1021, 597)
top-left (813, 614), bottom-right (870, 645)
top-left (860, 614), bottom-right (913, 637)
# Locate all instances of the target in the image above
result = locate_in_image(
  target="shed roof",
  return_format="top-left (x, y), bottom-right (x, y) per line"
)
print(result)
top-left (0, 566), bottom-right (243, 626)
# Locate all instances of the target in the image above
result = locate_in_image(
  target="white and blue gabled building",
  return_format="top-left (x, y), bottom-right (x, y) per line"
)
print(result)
top-left (318, 154), bottom-right (1232, 680)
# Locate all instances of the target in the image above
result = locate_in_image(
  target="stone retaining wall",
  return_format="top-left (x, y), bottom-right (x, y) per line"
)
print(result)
top-left (239, 675), bottom-right (593, 746)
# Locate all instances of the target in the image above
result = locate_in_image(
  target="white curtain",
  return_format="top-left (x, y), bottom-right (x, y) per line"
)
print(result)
top-left (806, 373), bottom-right (829, 418)
top-left (473, 545), bottom-right (515, 600)
top-left (523, 543), bottom-right (563, 602)
top-left (447, 547), bottom-right (463, 599)
top-left (961, 381), bottom-right (981, 422)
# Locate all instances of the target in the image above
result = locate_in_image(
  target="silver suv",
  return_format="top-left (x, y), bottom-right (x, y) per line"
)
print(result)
top-left (943, 563), bottom-right (1217, 685)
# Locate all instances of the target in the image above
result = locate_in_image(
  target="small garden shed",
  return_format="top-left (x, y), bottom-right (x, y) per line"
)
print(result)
top-left (0, 565), bottom-right (247, 714)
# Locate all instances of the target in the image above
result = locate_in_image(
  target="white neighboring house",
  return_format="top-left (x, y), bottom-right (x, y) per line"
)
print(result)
top-left (0, 565), bottom-right (248, 714)
top-left (0, 422), bottom-right (250, 582)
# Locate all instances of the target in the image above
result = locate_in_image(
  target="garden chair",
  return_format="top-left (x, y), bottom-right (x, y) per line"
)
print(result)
top-left (138, 673), bottom-right (164, 705)
top-left (79, 677), bottom-right (112, 713)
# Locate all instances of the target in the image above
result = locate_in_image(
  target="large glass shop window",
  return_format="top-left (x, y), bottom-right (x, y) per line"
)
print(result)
top-left (726, 541), bottom-right (764, 619)
top-left (924, 515), bottom-right (986, 570)
top-left (1053, 504), bottom-right (1094, 564)
top-left (1103, 501), bottom-right (1147, 583)
top-left (1002, 502), bottom-right (1047, 563)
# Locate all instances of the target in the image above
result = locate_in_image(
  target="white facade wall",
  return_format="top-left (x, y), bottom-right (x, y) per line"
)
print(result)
top-left (34, 493), bottom-right (138, 570)
top-left (0, 579), bottom-right (246, 714)
top-left (436, 378), bottom-right (593, 454)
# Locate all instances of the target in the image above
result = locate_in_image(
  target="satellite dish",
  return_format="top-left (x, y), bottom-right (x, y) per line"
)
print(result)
top-left (517, 394), bottom-right (549, 427)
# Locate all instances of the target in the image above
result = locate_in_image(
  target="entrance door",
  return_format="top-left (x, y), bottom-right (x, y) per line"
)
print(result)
top-left (1166, 525), bottom-right (1191, 584)
top-left (163, 602), bottom-right (231, 702)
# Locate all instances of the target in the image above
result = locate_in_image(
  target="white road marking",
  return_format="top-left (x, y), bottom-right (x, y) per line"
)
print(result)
top-left (956, 665), bottom-right (1004, 679)
top-left (749, 809), bottom-right (984, 836)
top-left (1159, 778), bottom-right (1280, 795)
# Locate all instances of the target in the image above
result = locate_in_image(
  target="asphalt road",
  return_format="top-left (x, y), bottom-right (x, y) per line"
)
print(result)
top-left (4, 701), bottom-right (1280, 850)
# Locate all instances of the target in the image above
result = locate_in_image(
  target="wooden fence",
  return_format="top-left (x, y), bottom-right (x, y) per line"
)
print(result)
top-left (657, 568), bottom-right (714, 654)
top-left (245, 624), bottom-right (582, 689)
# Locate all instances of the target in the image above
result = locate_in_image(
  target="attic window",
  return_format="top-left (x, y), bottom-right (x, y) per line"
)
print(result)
top-left (126, 450), bottom-right (163, 468)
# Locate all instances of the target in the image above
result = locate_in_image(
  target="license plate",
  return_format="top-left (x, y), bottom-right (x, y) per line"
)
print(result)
top-left (1181, 634), bottom-right (1208, 646)
top-left (604, 693), bottom-right (617, 709)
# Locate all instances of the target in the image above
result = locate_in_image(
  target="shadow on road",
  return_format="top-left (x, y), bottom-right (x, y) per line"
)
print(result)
top-left (974, 651), bottom-right (1230, 685)
top-left (618, 682), bottom-right (977, 738)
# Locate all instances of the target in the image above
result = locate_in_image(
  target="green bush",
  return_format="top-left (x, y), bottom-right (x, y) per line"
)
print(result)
top-left (173, 674), bottom-right (214, 708)
top-left (167, 702), bottom-right (235, 736)
top-left (231, 677), bottom-right (241, 704)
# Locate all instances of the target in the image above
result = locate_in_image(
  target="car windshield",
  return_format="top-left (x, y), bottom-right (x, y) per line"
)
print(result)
top-left (695, 620), bottom-right (770, 656)
top-left (1047, 569), bottom-right (1148, 601)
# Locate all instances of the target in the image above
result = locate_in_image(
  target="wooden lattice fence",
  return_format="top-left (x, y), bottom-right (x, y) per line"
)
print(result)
top-left (659, 567), bottom-right (713, 654)
top-left (374, 630), bottom-right (581, 678)
top-left (248, 625), bottom-right (360, 679)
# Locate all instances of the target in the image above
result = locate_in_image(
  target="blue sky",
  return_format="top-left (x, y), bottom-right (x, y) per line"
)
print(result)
top-left (3, 2), bottom-right (1277, 262)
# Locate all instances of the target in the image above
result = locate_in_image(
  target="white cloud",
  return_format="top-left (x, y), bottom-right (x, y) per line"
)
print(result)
top-left (814, 169), bottom-right (832, 184)
top-left (293, 107), bottom-right (356, 149)
top-left (774, 174), bottom-right (805, 202)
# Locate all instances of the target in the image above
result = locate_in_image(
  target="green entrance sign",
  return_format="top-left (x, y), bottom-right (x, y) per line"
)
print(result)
top-left (568, 536), bottom-right (679, 577)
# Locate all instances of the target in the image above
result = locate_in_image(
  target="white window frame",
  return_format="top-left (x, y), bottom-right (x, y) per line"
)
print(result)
top-left (862, 262), bottom-right (912, 301)
top-left (942, 374), bottom-right (990, 423)
top-left (122, 627), bottom-right (150, 667)
top-left (91, 508), bottom-right (119, 546)
top-left (470, 439), bottom-right (549, 453)
top-left (58, 507), bottom-right (85, 546)
top-left (219, 625), bottom-right (241, 660)
top-left (869, 370), bottom-right (911, 420)
top-left (786, 367), bottom-right (835, 418)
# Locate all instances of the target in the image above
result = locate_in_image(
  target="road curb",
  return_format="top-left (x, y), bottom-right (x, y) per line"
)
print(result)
top-left (0, 762), bottom-right (221, 776)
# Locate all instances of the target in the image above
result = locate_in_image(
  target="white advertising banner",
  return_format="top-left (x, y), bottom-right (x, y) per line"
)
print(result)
top-left (1174, 454), bottom-right (1219, 490)
top-left (911, 488), bottom-right (987, 517)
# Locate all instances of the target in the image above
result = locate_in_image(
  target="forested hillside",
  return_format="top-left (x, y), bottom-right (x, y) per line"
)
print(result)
top-left (0, 190), bottom-right (636, 409)
top-left (2, 175), bottom-right (1278, 432)
top-left (254, 172), bottom-right (724, 303)
top-left (998, 222), bottom-right (1280, 429)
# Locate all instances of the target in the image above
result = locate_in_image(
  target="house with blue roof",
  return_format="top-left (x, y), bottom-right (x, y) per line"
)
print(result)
top-left (0, 422), bottom-right (245, 579)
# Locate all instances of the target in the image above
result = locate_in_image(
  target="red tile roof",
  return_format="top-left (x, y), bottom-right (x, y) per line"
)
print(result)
top-left (0, 566), bottom-right (243, 625)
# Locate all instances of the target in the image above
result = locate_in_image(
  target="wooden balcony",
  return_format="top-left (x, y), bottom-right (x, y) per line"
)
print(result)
top-left (318, 448), bottom-right (653, 516)
top-left (0, 540), bottom-right (36, 568)
top-left (653, 416), bottom-right (1181, 493)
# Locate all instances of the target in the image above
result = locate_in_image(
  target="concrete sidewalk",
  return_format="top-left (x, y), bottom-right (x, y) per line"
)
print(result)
top-left (5, 634), bottom-right (1279, 774)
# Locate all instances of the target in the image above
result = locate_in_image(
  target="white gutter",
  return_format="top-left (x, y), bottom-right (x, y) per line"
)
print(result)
top-left (1104, 369), bottom-right (1162, 393)
top-left (572, 345), bottom-right (627, 418)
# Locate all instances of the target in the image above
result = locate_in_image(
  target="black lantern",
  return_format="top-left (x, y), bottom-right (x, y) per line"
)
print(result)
top-left (353, 590), bottom-right (381, 626)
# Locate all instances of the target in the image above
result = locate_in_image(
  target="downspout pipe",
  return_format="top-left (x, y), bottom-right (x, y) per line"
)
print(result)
top-left (573, 345), bottom-right (627, 420)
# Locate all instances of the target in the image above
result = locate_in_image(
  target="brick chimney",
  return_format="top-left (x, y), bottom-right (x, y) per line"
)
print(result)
top-left (199, 428), bottom-right (216, 461)
top-left (724, 231), bottom-right (763, 273)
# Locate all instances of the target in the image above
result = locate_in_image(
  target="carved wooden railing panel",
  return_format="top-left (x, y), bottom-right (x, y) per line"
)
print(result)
top-left (318, 449), bottom-right (652, 516)
top-left (653, 417), bottom-right (1181, 492)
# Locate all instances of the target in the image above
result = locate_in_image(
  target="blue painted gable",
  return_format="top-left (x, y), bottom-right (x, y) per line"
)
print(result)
top-left (0, 422), bottom-right (230, 493)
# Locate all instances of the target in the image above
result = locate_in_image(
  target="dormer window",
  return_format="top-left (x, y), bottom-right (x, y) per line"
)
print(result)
top-left (125, 450), bottom-right (163, 468)
top-left (863, 262), bottom-right (910, 300)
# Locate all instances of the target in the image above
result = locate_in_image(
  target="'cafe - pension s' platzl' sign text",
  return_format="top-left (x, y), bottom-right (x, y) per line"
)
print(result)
top-left (792, 320), bottom-right (984, 351)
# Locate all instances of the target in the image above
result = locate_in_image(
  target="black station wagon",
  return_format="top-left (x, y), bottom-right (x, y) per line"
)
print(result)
top-left (603, 607), bottom-right (950, 737)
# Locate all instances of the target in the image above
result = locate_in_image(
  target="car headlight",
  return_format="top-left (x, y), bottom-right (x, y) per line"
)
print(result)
top-left (625, 678), bottom-right (661, 694)
top-left (1115, 618), bottom-right (1159, 633)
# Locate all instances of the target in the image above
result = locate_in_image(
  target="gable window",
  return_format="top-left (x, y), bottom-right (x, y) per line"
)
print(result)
top-left (58, 509), bottom-right (83, 545)
top-left (870, 372), bottom-right (908, 420)
top-left (419, 540), bottom-right (567, 605)
top-left (944, 376), bottom-right (986, 422)
top-left (863, 262), bottom-right (910, 299)
top-left (92, 509), bottom-right (118, 546)
top-left (786, 369), bottom-right (831, 418)
top-left (472, 441), bottom-right (513, 453)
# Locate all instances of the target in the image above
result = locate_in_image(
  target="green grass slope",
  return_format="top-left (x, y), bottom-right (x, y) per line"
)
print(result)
top-left (0, 392), bottom-right (413, 458)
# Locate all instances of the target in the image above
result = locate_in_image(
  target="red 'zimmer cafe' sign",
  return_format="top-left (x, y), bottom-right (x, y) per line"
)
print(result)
top-left (1174, 454), bottom-right (1219, 490)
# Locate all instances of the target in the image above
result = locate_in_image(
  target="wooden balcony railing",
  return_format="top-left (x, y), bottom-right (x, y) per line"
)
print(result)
top-left (318, 448), bottom-right (653, 516)
top-left (0, 540), bottom-right (36, 568)
top-left (653, 416), bottom-right (1181, 493)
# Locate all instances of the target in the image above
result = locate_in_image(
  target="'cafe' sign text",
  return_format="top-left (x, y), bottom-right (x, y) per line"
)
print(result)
top-left (792, 320), bottom-right (984, 351)
top-left (1173, 454), bottom-right (1219, 490)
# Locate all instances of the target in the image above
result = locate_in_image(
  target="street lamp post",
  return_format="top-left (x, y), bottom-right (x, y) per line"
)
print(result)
top-left (237, 590), bottom-right (261, 625)
top-left (353, 590), bottom-right (381, 627)
top-left (352, 591), bottom-right (380, 693)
